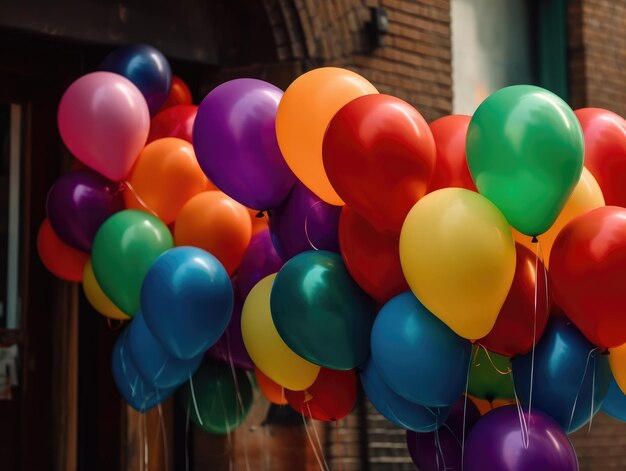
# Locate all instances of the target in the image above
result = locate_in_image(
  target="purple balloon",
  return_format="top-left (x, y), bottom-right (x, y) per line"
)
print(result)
top-left (236, 229), bottom-right (285, 298)
top-left (269, 182), bottom-right (341, 260)
top-left (193, 79), bottom-right (296, 210)
top-left (46, 169), bottom-right (124, 251)
top-left (463, 406), bottom-right (578, 471)
top-left (407, 396), bottom-right (481, 471)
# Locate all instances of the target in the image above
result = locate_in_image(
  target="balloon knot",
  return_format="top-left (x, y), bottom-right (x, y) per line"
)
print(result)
top-left (602, 349), bottom-right (610, 355)
top-left (255, 211), bottom-right (265, 218)
top-left (303, 391), bottom-right (313, 403)
top-left (266, 210), bottom-right (273, 218)
top-left (531, 236), bottom-right (538, 243)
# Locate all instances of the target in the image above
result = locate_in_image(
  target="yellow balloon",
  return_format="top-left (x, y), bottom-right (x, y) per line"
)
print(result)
top-left (514, 167), bottom-right (604, 267)
top-left (609, 343), bottom-right (626, 395)
top-left (241, 274), bottom-right (320, 391)
top-left (82, 259), bottom-right (130, 320)
top-left (275, 67), bottom-right (378, 205)
top-left (399, 188), bottom-right (516, 340)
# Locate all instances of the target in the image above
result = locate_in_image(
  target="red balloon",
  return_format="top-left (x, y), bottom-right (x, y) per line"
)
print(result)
top-left (575, 108), bottom-right (626, 206)
top-left (428, 115), bottom-right (476, 192)
top-left (323, 94), bottom-right (436, 233)
top-left (285, 368), bottom-right (356, 421)
top-left (37, 219), bottom-right (89, 282)
top-left (147, 105), bottom-right (197, 144)
top-left (479, 243), bottom-right (550, 357)
top-left (550, 206), bottom-right (626, 349)
top-left (160, 75), bottom-right (193, 110)
top-left (338, 205), bottom-right (409, 303)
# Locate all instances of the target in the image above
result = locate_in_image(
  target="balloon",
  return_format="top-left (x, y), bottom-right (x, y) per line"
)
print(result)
top-left (46, 170), bottom-right (124, 251)
top-left (406, 396), bottom-right (481, 471)
top-left (147, 105), bottom-right (197, 144)
top-left (57, 72), bottom-right (150, 181)
top-left (270, 251), bottom-right (376, 370)
top-left (323, 94), bottom-right (436, 232)
top-left (286, 368), bottom-right (356, 421)
top-left (241, 274), bottom-right (320, 391)
top-left (276, 67), bottom-right (378, 205)
top-left (160, 75), bottom-right (193, 110)
top-left (575, 108), bottom-right (626, 206)
top-left (427, 115), bottom-right (476, 192)
top-left (514, 168), bottom-right (605, 266)
top-left (236, 229), bottom-right (284, 299)
top-left (467, 347), bottom-right (514, 402)
top-left (468, 395), bottom-right (516, 416)
top-left (111, 329), bottom-right (175, 412)
top-left (247, 207), bottom-right (269, 235)
top-left (370, 292), bottom-right (470, 407)
top-left (463, 406), bottom-right (579, 471)
top-left (92, 210), bottom-right (173, 315)
top-left (360, 359), bottom-right (450, 432)
top-left (193, 79), bottom-right (296, 209)
top-left (608, 342), bottom-right (626, 395)
top-left (37, 219), bottom-right (88, 282)
top-left (174, 191), bottom-right (252, 275)
top-left (269, 182), bottom-right (341, 260)
top-left (466, 85), bottom-right (584, 236)
top-left (141, 247), bottom-right (233, 359)
top-left (512, 317), bottom-right (610, 433)
top-left (399, 188), bottom-right (516, 339)
top-left (124, 138), bottom-right (208, 224)
top-left (99, 44), bottom-right (172, 115)
top-left (601, 376), bottom-right (626, 422)
top-left (478, 243), bottom-right (550, 357)
top-left (550, 206), bottom-right (626, 348)
top-left (255, 367), bottom-right (287, 405)
top-left (82, 259), bottom-right (129, 319)
top-left (338, 205), bottom-right (409, 303)
top-left (181, 361), bottom-right (253, 434)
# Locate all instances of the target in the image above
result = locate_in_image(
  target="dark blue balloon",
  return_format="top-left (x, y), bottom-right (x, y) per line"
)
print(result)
top-left (370, 292), bottom-right (471, 407)
top-left (111, 329), bottom-right (175, 412)
top-left (141, 247), bottom-right (234, 360)
top-left (512, 317), bottom-right (610, 433)
top-left (128, 310), bottom-right (203, 389)
top-left (361, 359), bottom-right (450, 432)
top-left (99, 44), bottom-right (172, 115)
top-left (601, 376), bottom-right (626, 422)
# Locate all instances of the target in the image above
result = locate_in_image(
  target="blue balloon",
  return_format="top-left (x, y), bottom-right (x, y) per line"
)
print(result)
top-left (111, 329), bottom-right (175, 412)
top-left (128, 310), bottom-right (203, 389)
top-left (370, 292), bottom-right (471, 407)
top-left (141, 247), bottom-right (234, 360)
top-left (99, 44), bottom-right (172, 115)
top-left (601, 376), bottom-right (626, 422)
top-left (360, 359), bottom-right (450, 432)
top-left (512, 317), bottom-right (610, 433)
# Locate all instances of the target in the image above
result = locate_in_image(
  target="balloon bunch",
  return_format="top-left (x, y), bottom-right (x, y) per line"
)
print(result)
top-left (38, 42), bottom-right (626, 468)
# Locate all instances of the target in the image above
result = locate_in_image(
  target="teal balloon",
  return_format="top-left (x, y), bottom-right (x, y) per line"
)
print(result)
top-left (270, 250), bottom-right (376, 370)
top-left (602, 377), bottom-right (626, 422)
top-left (466, 85), bottom-right (584, 236)
top-left (92, 209), bottom-right (173, 315)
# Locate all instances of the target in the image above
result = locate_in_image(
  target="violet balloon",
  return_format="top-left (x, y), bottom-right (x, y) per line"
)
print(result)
top-left (463, 406), bottom-right (578, 471)
top-left (193, 79), bottom-right (296, 210)
top-left (236, 229), bottom-right (284, 299)
top-left (46, 170), bottom-right (124, 251)
top-left (269, 182), bottom-right (341, 260)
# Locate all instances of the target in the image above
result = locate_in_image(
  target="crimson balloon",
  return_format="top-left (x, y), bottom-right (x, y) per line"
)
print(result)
top-left (147, 104), bottom-right (197, 144)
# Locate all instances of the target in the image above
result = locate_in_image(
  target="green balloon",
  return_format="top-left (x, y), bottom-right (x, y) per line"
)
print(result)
top-left (467, 346), bottom-right (515, 401)
top-left (466, 85), bottom-right (584, 236)
top-left (270, 250), bottom-right (376, 370)
top-left (92, 210), bottom-right (173, 315)
top-left (181, 361), bottom-right (253, 434)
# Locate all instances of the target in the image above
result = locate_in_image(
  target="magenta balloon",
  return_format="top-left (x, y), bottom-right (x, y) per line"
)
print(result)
top-left (463, 406), bottom-right (578, 471)
top-left (46, 170), bottom-right (124, 251)
top-left (236, 228), bottom-right (285, 299)
top-left (57, 72), bottom-right (150, 181)
top-left (193, 79), bottom-right (296, 210)
top-left (269, 182), bottom-right (341, 260)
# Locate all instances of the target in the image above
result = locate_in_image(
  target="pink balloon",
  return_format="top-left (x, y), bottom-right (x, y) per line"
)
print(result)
top-left (58, 72), bottom-right (150, 181)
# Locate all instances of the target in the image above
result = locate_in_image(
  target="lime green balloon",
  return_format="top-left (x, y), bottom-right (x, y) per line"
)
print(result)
top-left (467, 346), bottom-right (515, 401)
top-left (466, 85), bottom-right (584, 236)
top-left (92, 210), bottom-right (173, 315)
top-left (181, 361), bottom-right (253, 434)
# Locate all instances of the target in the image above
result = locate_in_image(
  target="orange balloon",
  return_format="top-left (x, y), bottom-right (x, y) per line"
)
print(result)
top-left (513, 167), bottom-right (605, 266)
top-left (247, 207), bottom-right (269, 235)
top-left (255, 367), bottom-right (288, 405)
top-left (174, 191), bottom-right (252, 274)
top-left (468, 395), bottom-right (515, 416)
top-left (37, 219), bottom-right (88, 282)
top-left (124, 137), bottom-right (208, 224)
top-left (275, 67), bottom-right (378, 205)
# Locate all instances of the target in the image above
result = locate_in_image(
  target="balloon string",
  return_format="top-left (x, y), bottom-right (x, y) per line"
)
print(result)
top-left (188, 372), bottom-right (204, 426)
top-left (473, 344), bottom-right (512, 375)
top-left (461, 356), bottom-right (471, 471)
top-left (307, 403), bottom-right (330, 471)
top-left (334, 420), bottom-right (343, 471)
top-left (263, 419), bottom-right (271, 471)
top-left (225, 339), bottom-right (251, 471)
top-left (304, 201), bottom-right (324, 251)
top-left (434, 425), bottom-right (448, 471)
top-left (510, 369), bottom-right (530, 449)
top-left (527, 241), bottom-right (541, 426)
top-left (588, 359), bottom-right (596, 433)
top-left (567, 347), bottom-right (599, 432)
top-left (106, 318), bottom-right (126, 331)
top-left (121, 180), bottom-right (160, 219)
top-left (302, 413), bottom-right (327, 471)
top-left (152, 357), bottom-right (169, 385)
top-left (185, 404), bottom-right (190, 471)
top-left (142, 412), bottom-right (149, 471)
top-left (157, 404), bottom-right (170, 471)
